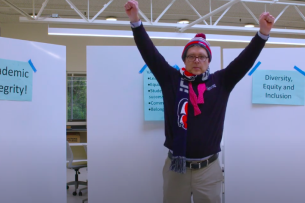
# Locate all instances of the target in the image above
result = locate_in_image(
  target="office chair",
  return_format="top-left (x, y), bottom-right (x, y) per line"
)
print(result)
top-left (79, 144), bottom-right (88, 202)
top-left (79, 182), bottom-right (87, 200)
top-left (66, 141), bottom-right (88, 196)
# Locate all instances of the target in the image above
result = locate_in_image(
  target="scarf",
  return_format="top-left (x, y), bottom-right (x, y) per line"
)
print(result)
top-left (170, 67), bottom-right (210, 173)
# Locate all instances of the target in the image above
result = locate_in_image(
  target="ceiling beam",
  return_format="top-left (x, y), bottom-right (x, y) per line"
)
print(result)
top-left (179, 0), bottom-right (241, 32)
top-left (155, 0), bottom-right (176, 23)
top-left (242, 2), bottom-right (259, 24)
top-left (185, 0), bottom-right (208, 25)
top-left (209, 0), bottom-right (212, 25)
top-left (91, 0), bottom-right (113, 22)
top-left (32, 0), bottom-right (35, 18)
top-left (2, 0), bottom-right (33, 20)
top-left (87, 0), bottom-right (89, 20)
top-left (224, 0), bottom-right (305, 7)
top-left (294, 6), bottom-right (305, 22)
top-left (20, 17), bottom-right (305, 35)
top-left (214, 6), bottom-right (231, 26)
top-left (36, 0), bottom-right (49, 19)
top-left (274, 5), bottom-right (289, 23)
top-left (15, 0), bottom-right (305, 36)
top-left (65, 0), bottom-right (89, 22)
top-left (150, 0), bottom-right (153, 22)
top-left (138, 9), bottom-right (151, 24)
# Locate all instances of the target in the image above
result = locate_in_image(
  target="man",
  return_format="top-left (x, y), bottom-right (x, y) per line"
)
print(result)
top-left (124, 1), bottom-right (274, 202)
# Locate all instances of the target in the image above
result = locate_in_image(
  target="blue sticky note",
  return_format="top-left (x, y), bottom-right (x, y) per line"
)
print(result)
top-left (252, 70), bottom-right (304, 105)
top-left (143, 67), bottom-right (164, 120)
top-left (0, 58), bottom-right (33, 101)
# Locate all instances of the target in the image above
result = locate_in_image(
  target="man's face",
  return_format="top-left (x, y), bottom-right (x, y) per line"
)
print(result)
top-left (184, 46), bottom-right (210, 75)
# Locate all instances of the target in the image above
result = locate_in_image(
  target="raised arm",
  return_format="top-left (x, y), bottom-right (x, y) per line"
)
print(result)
top-left (125, 0), bottom-right (176, 86)
top-left (222, 12), bottom-right (275, 91)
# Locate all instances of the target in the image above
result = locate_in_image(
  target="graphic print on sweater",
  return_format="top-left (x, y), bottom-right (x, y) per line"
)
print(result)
top-left (177, 98), bottom-right (188, 130)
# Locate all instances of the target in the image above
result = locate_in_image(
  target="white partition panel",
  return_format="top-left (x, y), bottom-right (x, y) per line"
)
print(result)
top-left (0, 37), bottom-right (66, 203)
top-left (87, 46), bottom-right (221, 203)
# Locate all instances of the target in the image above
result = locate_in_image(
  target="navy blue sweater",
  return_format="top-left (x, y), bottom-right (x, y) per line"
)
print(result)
top-left (132, 24), bottom-right (267, 158)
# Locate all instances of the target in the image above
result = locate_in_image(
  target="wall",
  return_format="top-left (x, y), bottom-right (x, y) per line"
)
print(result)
top-left (1, 14), bottom-right (305, 202)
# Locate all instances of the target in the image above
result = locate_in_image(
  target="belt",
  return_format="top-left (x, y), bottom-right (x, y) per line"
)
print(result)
top-left (168, 151), bottom-right (219, 170)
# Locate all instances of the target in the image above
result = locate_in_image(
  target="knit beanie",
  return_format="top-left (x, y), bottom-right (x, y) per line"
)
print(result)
top-left (181, 33), bottom-right (212, 62)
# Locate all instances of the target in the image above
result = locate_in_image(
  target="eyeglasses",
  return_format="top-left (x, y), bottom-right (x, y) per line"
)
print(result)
top-left (186, 55), bottom-right (209, 62)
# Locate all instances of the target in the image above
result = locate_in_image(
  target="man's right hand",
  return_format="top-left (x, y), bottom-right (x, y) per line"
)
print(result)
top-left (124, 0), bottom-right (140, 23)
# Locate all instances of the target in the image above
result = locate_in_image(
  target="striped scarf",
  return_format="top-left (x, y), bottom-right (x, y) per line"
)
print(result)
top-left (170, 67), bottom-right (209, 173)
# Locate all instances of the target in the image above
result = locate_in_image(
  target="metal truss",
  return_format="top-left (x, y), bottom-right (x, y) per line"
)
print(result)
top-left (2, 0), bottom-right (305, 35)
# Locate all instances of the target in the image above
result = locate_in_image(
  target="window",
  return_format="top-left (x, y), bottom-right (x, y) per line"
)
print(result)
top-left (67, 73), bottom-right (87, 122)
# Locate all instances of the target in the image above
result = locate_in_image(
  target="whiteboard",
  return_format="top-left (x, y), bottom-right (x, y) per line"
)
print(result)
top-left (0, 37), bottom-right (66, 203)
top-left (223, 47), bottom-right (305, 203)
top-left (87, 46), bottom-right (221, 203)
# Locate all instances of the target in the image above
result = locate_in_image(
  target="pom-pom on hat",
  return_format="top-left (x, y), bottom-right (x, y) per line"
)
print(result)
top-left (181, 33), bottom-right (212, 62)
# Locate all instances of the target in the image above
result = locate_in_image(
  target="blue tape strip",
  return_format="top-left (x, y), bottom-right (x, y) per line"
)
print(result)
top-left (294, 66), bottom-right (305, 76)
top-left (28, 59), bottom-right (37, 72)
top-left (139, 64), bottom-right (147, 74)
top-left (140, 64), bottom-right (180, 73)
top-left (173, 64), bottom-right (180, 70)
top-left (248, 61), bottom-right (261, 76)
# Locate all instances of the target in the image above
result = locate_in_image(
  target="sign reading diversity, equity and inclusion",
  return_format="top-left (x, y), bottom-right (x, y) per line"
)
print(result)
top-left (0, 58), bottom-right (33, 101)
top-left (143, 68), bottom-right (164, 120)
top-left (252, 70), bottom-right (304, 105)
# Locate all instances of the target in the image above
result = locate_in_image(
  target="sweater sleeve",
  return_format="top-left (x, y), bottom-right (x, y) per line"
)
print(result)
top-left (131, 23), bottom-right (177, 87)
top-left (222, 32), bottom-right (267, 91)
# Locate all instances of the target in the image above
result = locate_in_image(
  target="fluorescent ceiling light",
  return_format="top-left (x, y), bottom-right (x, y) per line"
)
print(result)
top-left (178, 20), bottom-right (189, 24)
top-left (106, 17), bottom-right (117, 21)
top-left (245, 23), bottom-right (255, 28)
top-left (48, 27), bottom-right (305, 46)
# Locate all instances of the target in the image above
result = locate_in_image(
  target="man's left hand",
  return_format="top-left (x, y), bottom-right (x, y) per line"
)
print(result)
top-left (259, 12), bottom-right (275, 36)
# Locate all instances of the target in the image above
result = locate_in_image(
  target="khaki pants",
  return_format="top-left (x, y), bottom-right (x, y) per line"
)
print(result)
top-left (163, 156), bottom-right (223, 203)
